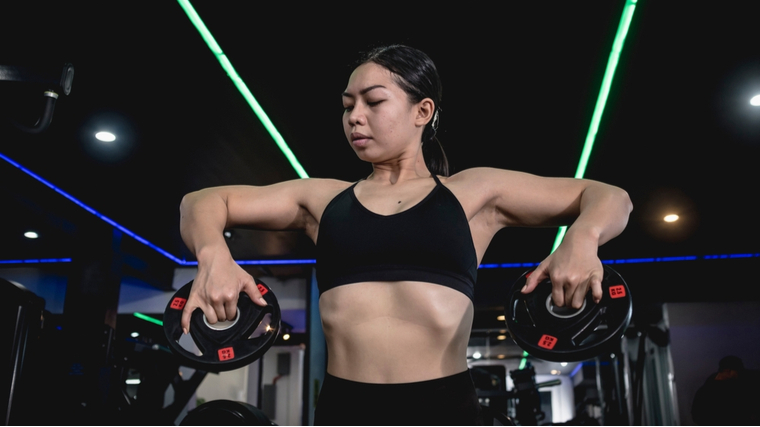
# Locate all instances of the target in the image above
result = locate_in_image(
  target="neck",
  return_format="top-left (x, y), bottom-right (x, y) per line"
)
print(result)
top-left (368, 145), bottom-right (431, 184)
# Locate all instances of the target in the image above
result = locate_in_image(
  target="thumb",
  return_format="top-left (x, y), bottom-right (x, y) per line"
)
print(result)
top-left (522, 263), bottom-right (548, 294)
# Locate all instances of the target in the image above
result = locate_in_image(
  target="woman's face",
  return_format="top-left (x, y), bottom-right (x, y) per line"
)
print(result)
top-left (342, 62), bottom-right (427, 163)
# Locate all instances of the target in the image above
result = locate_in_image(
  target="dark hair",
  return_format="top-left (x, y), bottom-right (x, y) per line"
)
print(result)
top-left (357, 45), bottom-right (449, 176)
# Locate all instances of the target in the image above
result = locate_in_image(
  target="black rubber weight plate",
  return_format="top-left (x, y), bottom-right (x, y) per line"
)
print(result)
top-left (505, 265), bottom-right (632, 362)
top-left (163, 279), bottom-right (281, 372)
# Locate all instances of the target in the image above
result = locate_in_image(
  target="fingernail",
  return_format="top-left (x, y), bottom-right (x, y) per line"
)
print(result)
top-left (521, 285), bottom-right (527, 292)
top-left (183, 328), bottom-right (188, 335)
top-left (258, 297), bottom-right (267, 305)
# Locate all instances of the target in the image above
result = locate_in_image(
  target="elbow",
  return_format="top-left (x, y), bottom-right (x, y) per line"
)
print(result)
top-left (179, 190), bottom-right (201, 217)
top-left (617, 187), bottom-right (633, 216)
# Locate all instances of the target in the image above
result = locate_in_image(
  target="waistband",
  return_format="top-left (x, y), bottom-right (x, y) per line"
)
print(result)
top-left (323, 369), bottom-right (474, 391)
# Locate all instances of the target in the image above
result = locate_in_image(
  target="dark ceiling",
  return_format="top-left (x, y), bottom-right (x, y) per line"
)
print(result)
top-left (1, 1), bottom-right (759, 304)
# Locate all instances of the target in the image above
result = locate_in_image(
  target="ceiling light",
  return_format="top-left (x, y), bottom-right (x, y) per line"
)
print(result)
top-left (282, 333), bottom-right (290, 341)
top-left (497, 354), bottom-right (506, 359)
top-left (561, 362), bottom-right (568, 367)
top-left (751, 95), bottom-right (760, 106)
top-left (24, 231), bottom-right (39, 239)
top-left (472, 352), bottom-right (482, 360)
top-left (497, 335), bottom-right (507, 340)
top-left (95, 131), bottom-right (116, 142)
top-left (130, 332), bottom-right (140, 338)
top-left (497, 315), bottom-right (505, 321)
top-left (551, 370), bottom-right (561, 375)
top-left (664, 214), bottom-right (679, 222)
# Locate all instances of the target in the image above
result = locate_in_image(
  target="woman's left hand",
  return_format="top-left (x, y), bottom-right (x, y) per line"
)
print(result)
top-left (520, 232), bottom-right (603, 308)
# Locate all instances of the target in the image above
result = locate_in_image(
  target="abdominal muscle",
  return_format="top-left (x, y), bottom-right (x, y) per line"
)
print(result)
top-left (318, 280), bottom-right (473, 384)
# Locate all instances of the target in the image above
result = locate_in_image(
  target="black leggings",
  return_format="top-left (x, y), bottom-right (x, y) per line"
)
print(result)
top-left (314, 370), bottom-right (484, 426)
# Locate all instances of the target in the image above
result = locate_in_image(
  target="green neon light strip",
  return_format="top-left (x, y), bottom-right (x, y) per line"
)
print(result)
top-left (519, 351), bottom-right (529, 370)
top-left (176, 0), bottom-right (309, 179)
top-left (133, 312), bottom-right (163, 327)
top-left (552, 0), bottom-right (638, 253)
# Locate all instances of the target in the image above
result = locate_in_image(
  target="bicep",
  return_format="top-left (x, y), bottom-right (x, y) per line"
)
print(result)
top-left (480, 169), bottom-right (593, 227)
top-left (218, 181), bottom-right (315, 231)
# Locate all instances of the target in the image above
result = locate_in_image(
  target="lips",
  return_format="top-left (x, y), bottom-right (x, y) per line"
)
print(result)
top-left (350, 132), bottom-right (371, 147)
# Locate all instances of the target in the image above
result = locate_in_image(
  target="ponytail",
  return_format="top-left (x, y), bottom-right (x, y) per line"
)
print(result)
top-left (422, 108), bottom-right (449, 176)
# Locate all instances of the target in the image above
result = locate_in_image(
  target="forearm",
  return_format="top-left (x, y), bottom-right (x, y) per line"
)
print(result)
top-left (179, 188), bottom-right (233, 262)
top-left (564, 183), bottom-right (632, 247)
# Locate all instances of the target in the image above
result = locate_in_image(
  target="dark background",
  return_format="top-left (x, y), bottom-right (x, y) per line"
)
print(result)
top-left (1, 0), bottom-right (759, 306)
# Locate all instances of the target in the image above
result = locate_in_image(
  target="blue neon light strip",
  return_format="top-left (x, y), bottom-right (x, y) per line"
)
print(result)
top-left (0, 258), bottom-right (72, 265)
top-left (569, 363), bottom-right (584, 378)
top-left (0, 151), bottom-right (185, 264)
top-left (476, 253), bottom-right (760, 269)
top-left (3, 254), bottom-right (759, 267)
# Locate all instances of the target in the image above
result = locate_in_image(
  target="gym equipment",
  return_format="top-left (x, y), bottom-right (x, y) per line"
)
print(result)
top-left (505, 265), bottom-right (632, 362)
top-left (180, 399), bottom-right (275, 425)
top-left (0, 63), bottom-right (74, 133)
top-left (1, 278), bottom-right (46, 425)
top-left (163, 279), bottom-right (281, 372)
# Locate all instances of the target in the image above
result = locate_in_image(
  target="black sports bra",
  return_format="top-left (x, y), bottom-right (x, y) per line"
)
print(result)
top-left (316, 175), bottom-right (478, 301)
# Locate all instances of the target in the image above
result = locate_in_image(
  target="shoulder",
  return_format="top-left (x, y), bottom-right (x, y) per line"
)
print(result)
top-left (442, 167), bottom-right (532, 197)
top-left (275, 178), bottom-right (354, 208)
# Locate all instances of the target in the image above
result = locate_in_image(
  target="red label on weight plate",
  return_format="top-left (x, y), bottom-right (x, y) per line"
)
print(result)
top-left (609, 285), bottom-right (626, 299)
top-left (218, 347), bottom-right (235, 361)
top-left (257, 283), bottom-right (269, 296)
top-left (538, 334), bottom-right (558, 350)
top-left (170, 297), bottom-right (187, 310)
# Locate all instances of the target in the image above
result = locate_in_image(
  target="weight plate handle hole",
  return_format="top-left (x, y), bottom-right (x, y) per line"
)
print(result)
top-left (545, 295), bottom-right (586, 319)
top-left (203, 307), bottom-right (241, 331)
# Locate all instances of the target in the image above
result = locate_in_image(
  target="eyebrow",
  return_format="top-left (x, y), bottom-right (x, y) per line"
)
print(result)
top-left (341, 84), bottom-right (387, 98)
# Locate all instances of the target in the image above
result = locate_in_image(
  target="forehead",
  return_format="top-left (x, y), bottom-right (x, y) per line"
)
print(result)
top-left (344, 62), bottom-right (400, 94)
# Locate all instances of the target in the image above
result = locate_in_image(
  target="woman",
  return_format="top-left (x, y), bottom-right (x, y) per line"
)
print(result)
top-left (179, 45), bottom-right (632, 425)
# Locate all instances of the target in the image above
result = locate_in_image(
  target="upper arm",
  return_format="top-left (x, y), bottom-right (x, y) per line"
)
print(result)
top-left (452, 168), bottom-right (627, 228)
top-left (185, 178), bottom-right (348, 232)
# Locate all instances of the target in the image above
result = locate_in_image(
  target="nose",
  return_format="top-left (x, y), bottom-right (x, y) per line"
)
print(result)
top-left (347, 105), bottom-right (365, 127)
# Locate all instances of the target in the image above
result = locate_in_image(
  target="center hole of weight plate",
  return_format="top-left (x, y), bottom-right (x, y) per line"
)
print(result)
top-left (546, 295), bottom-right (586, 319)
top-left (203, 307), bottom-right (240, 331)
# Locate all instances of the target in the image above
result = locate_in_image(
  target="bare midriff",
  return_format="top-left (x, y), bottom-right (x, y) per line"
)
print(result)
top-left (318, 280), bottom-right (473, 384)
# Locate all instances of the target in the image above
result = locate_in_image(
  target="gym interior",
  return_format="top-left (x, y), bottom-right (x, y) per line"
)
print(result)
top-left (2, 1), bottom-right (759, 425)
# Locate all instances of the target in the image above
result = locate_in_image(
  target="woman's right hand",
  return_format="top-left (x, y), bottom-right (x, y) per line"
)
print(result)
top-left (180, 249), bottom-right (267, 335)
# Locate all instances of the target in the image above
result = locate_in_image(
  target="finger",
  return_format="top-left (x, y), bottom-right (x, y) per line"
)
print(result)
top-left (552, 281), bottom-right (566, 308)
top-left (522, 264), bottom-right (548, 294)
top-left (569, 279), bottom-right (588, 309)
top-left (212, 300), bottom-right (228, 323)
top-left (244, 280), bottom-right (267, 307)
top-left (225, 299), bottom-right (238, 321)
top-left (204, 304), bottom-right (219, 324)
top-left (589, 274), bottom-right (603, 304)
top-left (181, 302), bottom-right (195, 335)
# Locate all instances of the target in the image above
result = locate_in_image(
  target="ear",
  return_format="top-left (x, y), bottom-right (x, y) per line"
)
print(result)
top-left (414, 98), bottom-right (435, 128)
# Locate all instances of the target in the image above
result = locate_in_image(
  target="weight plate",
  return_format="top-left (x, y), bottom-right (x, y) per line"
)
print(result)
top-left (505, 265), bottom-right (632, 362)
top-left (163, 279), bottom-right (281, 372)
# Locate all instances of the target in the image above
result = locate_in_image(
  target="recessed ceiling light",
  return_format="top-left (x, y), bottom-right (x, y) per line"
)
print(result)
top-left (472, 352), bottom-right (482, 360)
top-left (750, 95), bottom-right (760, 106)
top-left (24, 231), bottom-right (39, 239)
top-left (664, 214), bottom-right (679, 222)
top-left (95, 131), bottom-right (116, 142)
